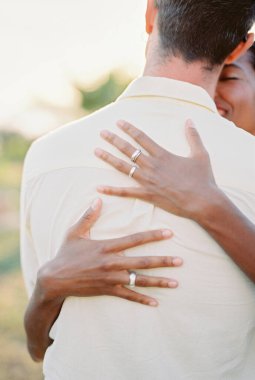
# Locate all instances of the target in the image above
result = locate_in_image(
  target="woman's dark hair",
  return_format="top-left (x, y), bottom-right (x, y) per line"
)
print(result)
top-left (154, 0), bottom-right (255, 66)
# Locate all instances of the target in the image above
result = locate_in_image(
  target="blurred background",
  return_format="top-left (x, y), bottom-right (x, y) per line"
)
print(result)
top-left (0, 0), bottom-right (147, 378)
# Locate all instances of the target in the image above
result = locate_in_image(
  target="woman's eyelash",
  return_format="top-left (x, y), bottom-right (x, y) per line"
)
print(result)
top-left (220, 76), bottom-right (239, 81)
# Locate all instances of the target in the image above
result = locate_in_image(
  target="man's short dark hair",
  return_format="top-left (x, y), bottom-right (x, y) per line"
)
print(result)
top-left (154, 0), bottom-right (255, 66)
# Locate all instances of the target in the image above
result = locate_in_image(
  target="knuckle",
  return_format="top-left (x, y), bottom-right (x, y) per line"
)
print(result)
top-left (195, 148), bottom-right (209, 160)
top-left (133, 129), bottom-right (142, 140)
top-left (112, 285), bottom-right (122, 296)
top-left (139, 232), bottom-right (147, 241)
top-left (190, 128), bottom-right (198, 137)
top-left (124, 293), bottom-right (136, 302)
top-left (101, 260), bottom-right (115, 271)
top-left (151, 230), bottom-right (162, 240)
top-left (159, 279), bottom-right (168, 288)
top-left (137, 276), bottom-right (147, 287)
top-left (119, 189), bottom-right (127, 196)
top-left (119, 140), bottom-right (128, 151)
top-left (111, 135), bottom-right (118, 144)
top-left (115, 160), bottom-right (125, 171)
top-left (132, 233), bottom-right (143, 244)
top-left (139, 257), bottom-right (150, 267)
top-left (139, 297), bottom-right (149, 305)
top-left (81, 213), bottom-right (92, 223)
top-left (101, 151), bottom-right (109, 160)
top-left (162, 256), bottom-right (171, 266)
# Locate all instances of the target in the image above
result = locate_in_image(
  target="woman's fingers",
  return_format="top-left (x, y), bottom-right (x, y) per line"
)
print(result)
top-left (107, 286), bottom-right (158, 307)
top-left (185, 119), bottom-right (209, 158)
top-left (104, 271), bottom-right (179, 288)
top-left (94, 148), bottom-right (143, 180)
top-left (67, 199), bottom-right (102, 239)
top-left (100, 130), bottom-right (146, 166)
top-left (105, 255), bottom-right (183, 271)
top-left (97, 185), bottom-right (146, 199)
top-left (132, 273), bottom-right (178, 288)
top-left (117, 120), bottom-right (163, 155)
top-left (101, 229), bottom-right (173, 253)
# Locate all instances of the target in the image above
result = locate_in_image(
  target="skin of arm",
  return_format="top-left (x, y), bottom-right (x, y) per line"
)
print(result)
top-left (24, 199), bottom-right (182, 362)
top-left (95, 119), bottom-right (255, 283)
top-left (24, 280), bottom-right (63, 362)
top-left (194, 186), bottom-right (255, 282)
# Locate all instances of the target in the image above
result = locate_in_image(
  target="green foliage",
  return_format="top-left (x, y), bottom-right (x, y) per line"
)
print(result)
top-left (0, 132), bottom-right (31, 163)
top-left (0, 70), bottom-right (133, 379)
top-left (0, 231), bottom-right (20, 275)
top-left (78, 72), bottom-right (131, 112)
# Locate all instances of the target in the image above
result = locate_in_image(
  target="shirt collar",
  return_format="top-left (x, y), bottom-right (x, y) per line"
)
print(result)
top-left (118, 76), bottom-right (217, 114)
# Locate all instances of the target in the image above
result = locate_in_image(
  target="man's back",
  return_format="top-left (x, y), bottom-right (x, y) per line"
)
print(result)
top-left (21, 77), bottom-right (255, 379)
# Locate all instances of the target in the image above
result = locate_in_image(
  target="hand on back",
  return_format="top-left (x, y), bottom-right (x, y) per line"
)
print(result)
top-left (38, 199), bottom-right (183, 307)
top-left (95, 120), bottom-right (219, 221)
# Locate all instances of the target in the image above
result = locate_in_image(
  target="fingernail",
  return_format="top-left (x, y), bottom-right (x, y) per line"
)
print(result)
top-left (168, 281), bottom-right (178, 288)
top-left (97, 186), bottom-right (105, 193)
top-left (161, 230), bottom-right (173, 239)
top-left (149, 300), bottom-right (158, 307)
top-left (91, 199), bottom-right (101, 210)
top-left (172, 257), bottom-right (183, 266)
top-left (95, 148), bottom-right (103, 157)
top-left (117, 120), bottom-right (126, 128)
top-left (100, 130), bottom-right (110, 138)
top-left (186, 119), bottom-right (195, 129)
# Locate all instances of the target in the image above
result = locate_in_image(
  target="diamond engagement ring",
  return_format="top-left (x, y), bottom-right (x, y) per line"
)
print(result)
top-left (131, 149), bottom-right (142, 163)
top-left (129, 165), bottom-right (137, 178)
top-left (129, 271), bottom-right (137, 287)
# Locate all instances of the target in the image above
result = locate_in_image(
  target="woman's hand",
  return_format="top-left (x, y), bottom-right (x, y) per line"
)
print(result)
top-left (38, 198), bottom-right (182, 307)
top-left (26, 199), bottom-right (183, 362)
top-left (94, 120), bottom-right (255, 284)
top-left (95, 120), bottom-right (219, 221)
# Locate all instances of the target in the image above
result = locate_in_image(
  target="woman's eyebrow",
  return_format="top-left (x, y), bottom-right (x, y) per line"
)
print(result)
top-left (224, 63), bottom-right (242, 71)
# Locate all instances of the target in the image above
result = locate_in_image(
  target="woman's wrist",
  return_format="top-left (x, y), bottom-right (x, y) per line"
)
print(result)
top-left (188, 185), bottom-right (227, 225)
top-left (192, 186), bottom-right (231, 228)
top-left (36, 261), bottom-right (66, 305)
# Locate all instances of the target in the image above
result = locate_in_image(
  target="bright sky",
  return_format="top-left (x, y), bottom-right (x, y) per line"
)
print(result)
top-left (0, 1), bottom-right (254, 137)
top-left (0, 0), bottom-right (148, 87)
top-left (0, 0), bottom-right (147, 135)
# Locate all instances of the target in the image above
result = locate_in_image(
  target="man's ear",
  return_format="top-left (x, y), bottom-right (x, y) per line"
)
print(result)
top-left (146, 0), bottom-right (158, 34)
top-left (225, 33), bottom-right (254, 64)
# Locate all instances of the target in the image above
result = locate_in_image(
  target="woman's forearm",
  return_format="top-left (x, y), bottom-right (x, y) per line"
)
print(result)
top-left (194, 188), bottom-right (255, 283)
top-left (24, 271), bottom-right (64, 362)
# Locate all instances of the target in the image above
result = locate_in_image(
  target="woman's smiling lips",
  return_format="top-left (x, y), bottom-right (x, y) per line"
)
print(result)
top-left (215, 100), bottom-right (230, 118)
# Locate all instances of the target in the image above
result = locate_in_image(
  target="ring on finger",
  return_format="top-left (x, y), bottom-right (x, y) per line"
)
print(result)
top-left (131, 149), bottom-right (142, 163)
top-left (129, 165), bottom-right (138, 178)
top-left (129, 271), bottom-right (137, 287)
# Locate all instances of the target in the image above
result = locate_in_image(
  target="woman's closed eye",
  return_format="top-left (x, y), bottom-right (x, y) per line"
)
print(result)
top-left (219, 64), bottom-right (243, 82)
top-left (219, 75), bottom-right (240, 82)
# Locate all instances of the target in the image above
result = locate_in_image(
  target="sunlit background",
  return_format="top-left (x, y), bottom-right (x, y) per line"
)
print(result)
top-left (0, 1), bottom-right (147, 379)
top-left (0, 0), bottom-right (147, 138)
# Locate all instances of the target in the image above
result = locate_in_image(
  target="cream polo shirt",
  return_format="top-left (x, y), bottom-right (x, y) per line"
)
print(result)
top-left (20, 77), bottom-right (255, 380)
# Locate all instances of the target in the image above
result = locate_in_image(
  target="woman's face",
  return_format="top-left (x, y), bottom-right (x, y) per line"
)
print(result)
top-left (215, 52), bottom-right (255, 135)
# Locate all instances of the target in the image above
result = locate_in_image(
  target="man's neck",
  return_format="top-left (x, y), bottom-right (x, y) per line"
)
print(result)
top-left (143, 48), bottom-right (222, 98)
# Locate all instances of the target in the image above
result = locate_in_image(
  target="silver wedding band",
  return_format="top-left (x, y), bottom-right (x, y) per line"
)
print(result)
top-left (129, 271), bottom-right (137, 287)
top-left (129, 165), bottom-right (137, 178)
top-left (131, 149), bottom-right (142, 163)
